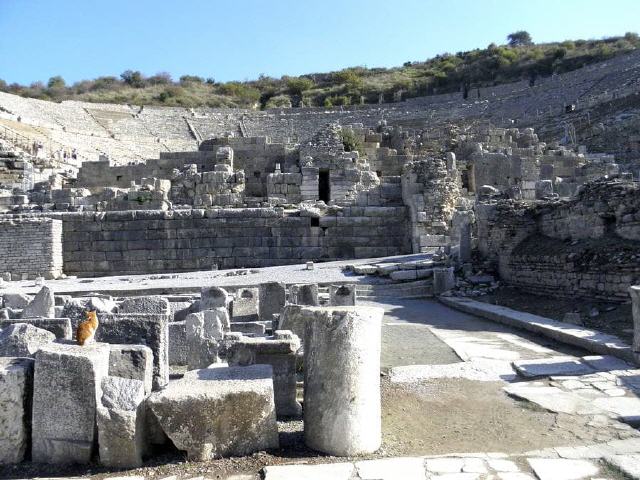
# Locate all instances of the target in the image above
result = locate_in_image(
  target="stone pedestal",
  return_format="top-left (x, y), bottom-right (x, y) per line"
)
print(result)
top-left (302, 306), bottom-right (383, 456)
top-left (433, 267), bottom-right (455, 294)
top-left (289, 284), bottom-right (319, 306)
top-left (32, 342), bottom-right (110, 464)
top-left (630, 286), bottom-right (640, 356)
top-left (330, 284), bottom-right (357, 306)
top-left (227, 330), bottom-right (302, 416)
top-left (259, 282), bottom-right (286, 321)
top-left (0, 357), bottom-right (34, 464)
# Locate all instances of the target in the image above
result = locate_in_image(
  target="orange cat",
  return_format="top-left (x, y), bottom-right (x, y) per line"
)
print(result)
top-left (76, 311), bottom-right (99, 346)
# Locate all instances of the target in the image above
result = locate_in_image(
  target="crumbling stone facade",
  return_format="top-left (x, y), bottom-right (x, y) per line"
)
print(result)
top-left (477, 179), bottom-right (640, 301)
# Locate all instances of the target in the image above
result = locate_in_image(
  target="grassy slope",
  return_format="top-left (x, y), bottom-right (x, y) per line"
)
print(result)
top-left (2, 34), bottom-right (638, 110)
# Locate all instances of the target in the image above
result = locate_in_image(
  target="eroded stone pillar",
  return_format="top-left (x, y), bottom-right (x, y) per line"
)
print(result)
top-left (302, 306), bottom-right (383, 456)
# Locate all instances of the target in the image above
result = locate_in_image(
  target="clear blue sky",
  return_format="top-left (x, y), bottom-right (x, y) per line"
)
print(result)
top-left (1, 0), bottom-right (639, 85)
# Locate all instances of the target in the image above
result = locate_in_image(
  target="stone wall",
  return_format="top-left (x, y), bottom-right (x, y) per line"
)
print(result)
top-left (0, 217), bottom-right (63, 279)
top-left (52, 207), bottom-right (409, 276)
top-left (402, 158), bottom-right (461, 251)
top-left (476, 179), bottom-right (640, 301)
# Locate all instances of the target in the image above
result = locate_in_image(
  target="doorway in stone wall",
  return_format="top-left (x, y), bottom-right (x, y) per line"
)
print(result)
top-left (319, 169), bottom-right (330, 203)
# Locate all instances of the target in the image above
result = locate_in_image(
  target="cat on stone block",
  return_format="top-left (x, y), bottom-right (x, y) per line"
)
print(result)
top-left (76, 310), bottom-right (98, 345)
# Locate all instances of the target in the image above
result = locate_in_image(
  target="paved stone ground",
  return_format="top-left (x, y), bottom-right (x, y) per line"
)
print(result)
top-left (2, 254), bottom-right (431, 296)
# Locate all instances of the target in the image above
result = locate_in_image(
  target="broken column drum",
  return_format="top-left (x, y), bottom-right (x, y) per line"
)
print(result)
top-left (302, 306), bottom-right (383, 456)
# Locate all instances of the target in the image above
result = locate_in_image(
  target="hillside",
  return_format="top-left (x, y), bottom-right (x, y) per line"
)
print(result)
top-left (1, 32), bottom-right (639, 110)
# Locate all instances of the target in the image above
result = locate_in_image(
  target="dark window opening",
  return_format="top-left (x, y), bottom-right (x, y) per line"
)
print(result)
top-left (254, 171), bottom-right (261, 178)
top-left (310, 217), bottom-right (319, 227)
top-left (116, 175), bottom-right (122, 181)
top-left (461, 171), bottom-right (470, 190)
top-left (376, 170), bottom-right (382, 177)
top-left (319, 169), bottom-right (330, 203)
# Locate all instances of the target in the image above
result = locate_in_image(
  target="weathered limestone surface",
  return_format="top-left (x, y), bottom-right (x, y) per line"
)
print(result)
top-left (0, 317), bottom-right (72, 339)
top-left (108, 344), bottom-right (154, 395)
top-left (22, 286), bottom-right (55, 318)
top-left (149, 364), bottom-right (279, 460)
top-left (278, 305), bottom-right (307, 343)
top-left (96, 313), bottom-right (169, 390)
top-left (168, 321), bottom-right (187, 366)
top-left (3, 293), bottom-right (32, 309)
top-left (97, 376), bottom-right (147, 468)
top-left (0, 357), bottom-right (33, 464)
top-left (32, 342), bottom-right (110, 464)
top-left (0, 323), bottom-right (55, 357)
top-left (227, 330), bottom-right (302, 416)
top-left (289, 284), bottom-right (319, 306)
top-left (433, 267), bottom-right (455, 294)
top-left (259, 282), bottom-right (286, 321)
top-left (329, 284), bottom-right (356, 306)
top-left (185, 308), bottom-right (228, 369)
top-left (200, 286), bottom-right (230, 310)
top-left (0, 218), bottom-right (63, 280)
top-left (119, 296), bottom-right (170, 315)
top-left (232, 287), bottom-right (259, 321)
top-left (302, 306), bottom-right (383, 456)
top-left (230, 321), bottom-right (266, 335)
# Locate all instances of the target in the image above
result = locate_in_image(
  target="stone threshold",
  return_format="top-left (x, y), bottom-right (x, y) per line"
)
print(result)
top-left (439, 296), bottom-right (635, 364)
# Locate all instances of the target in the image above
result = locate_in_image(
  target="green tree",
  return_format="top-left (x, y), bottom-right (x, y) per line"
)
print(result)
top-left (179, 75), bottom-right (204, 84)
top-left (120, 70), bottom-right (146, 88)
top-left (507, 31), bottom-right (533, 47)
top-left (47, 76), bottom-right (65, 88)
top-left (285, 77), bottom-right (315, 95)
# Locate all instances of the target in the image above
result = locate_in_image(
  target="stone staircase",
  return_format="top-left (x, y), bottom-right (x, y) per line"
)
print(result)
top-left (317, 279), bottom-right (433, 301)
top-left (356, 278), bottom-right (433, 299)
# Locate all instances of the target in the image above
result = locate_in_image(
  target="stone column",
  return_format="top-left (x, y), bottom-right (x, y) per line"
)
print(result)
top-left (630, 286), bottom-right (640, 355)
top-left (303, 306), bottom-right (383, 456)
top-left (32, 342), bottom-right (110, 464)
top-left (330, 284), bottom-right (356, 306)
top-left (259, 282), bottom-right (286, 321)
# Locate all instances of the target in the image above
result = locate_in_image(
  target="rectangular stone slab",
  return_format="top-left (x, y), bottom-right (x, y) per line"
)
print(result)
top-left (0, 318), bottom-right (72, 339)
top-left (149, 364), bottom-right (278, 460)
top-left (31, 342), bottom-right (110, 464)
